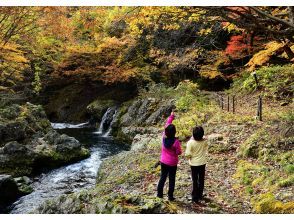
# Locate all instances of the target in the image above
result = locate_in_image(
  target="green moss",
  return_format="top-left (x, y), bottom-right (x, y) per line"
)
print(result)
top-left (231, 65), bottom-right (294, 100)
top-left (252, 193), bottom-right (294, 214)
top-left (87, 99), bottom-right (116, 120)
top-left (278, 175), bottom-right (294, 187)
top-left (284, 164), bottom-right (294, 174)
top-left (19, 184), bottom-right (34, 194)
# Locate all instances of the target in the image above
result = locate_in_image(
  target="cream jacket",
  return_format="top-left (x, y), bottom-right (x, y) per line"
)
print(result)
top-left (185, 138), bottom-right (208, 166)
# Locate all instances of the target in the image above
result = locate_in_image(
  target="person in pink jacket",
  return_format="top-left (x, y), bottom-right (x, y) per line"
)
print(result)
top-left (157, 111), bottom-right (182, 201)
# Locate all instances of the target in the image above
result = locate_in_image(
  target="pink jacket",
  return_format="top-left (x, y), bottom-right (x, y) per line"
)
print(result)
top-left (160, 114), bottom-right (182, 166)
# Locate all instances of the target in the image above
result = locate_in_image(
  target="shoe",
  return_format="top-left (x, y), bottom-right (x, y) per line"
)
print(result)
top-left (168, 197), bottom-right (176, 201)
top-left (157, 195), bottom-right (163, 199)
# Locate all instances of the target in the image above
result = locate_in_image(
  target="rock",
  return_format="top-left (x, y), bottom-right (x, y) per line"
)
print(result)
top-left (56, 135), bottom-right (81, 153)
top-left (1, 121), bottom-right (27, 144)
top-left (3, 141), bottom-right (30, 155)
top-left (43, 130), bottom-right (60, 145)
top-left (120, 98), bottom-right (175, 127)
top-left (131, 134), bottom-right (161, 151)
top-left (0, 174), bottom-right (22, 213)
top-left (145, 99), bottom-right (175, 125)
top-left (13, 176), bottom-right (33, 195)
top-left (0, 131), bottom-right (90, 176)
top-left (121, 99), bottom-right (143, 126)
top-left (36, 194), bottom-right (177, 214)
top-left (0, 103), bottom-right (51, 147)
top-left (86, 99), bottom-right (117, 122)
top-left (121, 127), bottom-right (160, 139)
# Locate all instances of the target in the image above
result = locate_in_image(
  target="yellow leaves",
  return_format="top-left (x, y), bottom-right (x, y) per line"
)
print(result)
top-left (222, 22), bottom-right (242, 32)
top-left (246, 41), bottom-right (285, 71)
top-left (199, 51), bottom-right (225, 79)
top-left (0, 44), bottom-right (28, 63)
top-left (198, 28), bottom-right (212, 35)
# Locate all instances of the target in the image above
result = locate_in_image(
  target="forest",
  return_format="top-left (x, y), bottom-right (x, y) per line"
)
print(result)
top-left (0, 6), bottom-right (293, 214)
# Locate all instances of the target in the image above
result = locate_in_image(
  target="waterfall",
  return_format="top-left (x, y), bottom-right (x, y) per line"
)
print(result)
top-left (94, 107), bottom-right (118, 136)
top-left (103, 109), bottom-right (118, 137)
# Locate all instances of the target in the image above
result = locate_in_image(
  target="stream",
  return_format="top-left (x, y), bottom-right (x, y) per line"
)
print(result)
top-left (10, 118), bottom-right (129, 213)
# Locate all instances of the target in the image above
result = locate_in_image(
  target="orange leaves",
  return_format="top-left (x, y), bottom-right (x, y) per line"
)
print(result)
top-left (225, 34), bottom-right (252, 59)
top-left (54, 36), bottom-right (139, 84)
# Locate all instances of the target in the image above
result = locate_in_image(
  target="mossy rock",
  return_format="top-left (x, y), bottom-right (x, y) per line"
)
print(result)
top-left (94, 195), bottom-right (178, 214)
top-left (252, 193), bottom-right (294, 214)
top-left (86, 99), bottom-right (117, 121)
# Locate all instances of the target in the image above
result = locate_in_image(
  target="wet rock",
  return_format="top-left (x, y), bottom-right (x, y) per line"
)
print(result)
top-left (86, 99), bottom-right (116, 122)
top-left (0, 174), bottom-right (22, 213)
top-left (56, 135), bottom-right (81, 153)
top-left (13, 176), bottom-right (33, 195)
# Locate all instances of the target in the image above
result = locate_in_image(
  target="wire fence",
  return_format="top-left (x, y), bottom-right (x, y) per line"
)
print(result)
top-left (213, 92), bottom-right (264, 121)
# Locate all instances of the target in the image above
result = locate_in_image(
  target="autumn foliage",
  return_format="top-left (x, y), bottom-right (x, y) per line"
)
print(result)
top-left (1, 6), bottom-right (294, 91)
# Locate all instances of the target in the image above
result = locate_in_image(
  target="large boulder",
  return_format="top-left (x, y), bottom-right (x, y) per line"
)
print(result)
top-left (0, 174), bottom-right (22, 213)
top-left (0, 131), bottom-right (90, 176)
top-left (0, 102), bottom-right (51, 147)
top-left (145, 99), bottom-right (175, 125)
top-left (121, 98), bottom-right (175, 127)
top-left (0, 102), bottom-right (90, 176)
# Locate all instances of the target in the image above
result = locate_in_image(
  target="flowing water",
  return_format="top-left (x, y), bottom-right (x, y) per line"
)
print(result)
top-left (10, 112), bottom-right (129, 214)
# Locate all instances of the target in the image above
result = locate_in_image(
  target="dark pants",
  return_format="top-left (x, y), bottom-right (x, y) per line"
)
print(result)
top-left (191, 164), bottom-right (206, 202)
top-left (157, 162), bottom-right (177, 198)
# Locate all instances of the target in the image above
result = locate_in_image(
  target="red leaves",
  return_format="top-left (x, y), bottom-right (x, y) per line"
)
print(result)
top-left (225, 34), bottom-right (252, 59)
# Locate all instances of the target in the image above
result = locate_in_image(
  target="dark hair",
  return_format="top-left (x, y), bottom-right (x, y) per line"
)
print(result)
top-left (164, 124), bottom-right (176, 148)
top-left (165, 124), bottom-right (176, 139)
top-left (193, 126), bottom-right (204, 141)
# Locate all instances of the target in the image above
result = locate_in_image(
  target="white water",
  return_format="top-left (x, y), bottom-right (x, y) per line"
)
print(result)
top-left (94, 107), bottom-right (118, 137)
top-left (11, 148), bottom-right (101, 214)
top-left (103, 109), bottom-right (118, 137)
top-left (10, 122), bottom-right (129, 214)
top-left (93, 108), bottom-right (113, 134)
top-left (51, 122), bottom-right (89, 129)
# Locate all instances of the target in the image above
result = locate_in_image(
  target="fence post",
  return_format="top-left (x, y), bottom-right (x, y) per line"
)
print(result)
top-left (221, 96), bottom-right (224, 110)
top-left (227, 95), bottom-right (230, 112)
top-left (257, 95), bottom-right (262, 121)
top-left (259, 95), bottom-right (262, 121)
top-left (232, 95), bottom-right (235, 114)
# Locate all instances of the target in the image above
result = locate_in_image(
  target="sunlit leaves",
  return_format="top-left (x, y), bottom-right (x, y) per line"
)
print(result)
top-left (246, 41), bottom-right (285, 71)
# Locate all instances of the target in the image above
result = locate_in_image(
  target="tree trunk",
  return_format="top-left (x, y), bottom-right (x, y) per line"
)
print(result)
top-left (288, 6), bottom-right (294, 24)
top-left (283, 45), bottom-right (294, 60)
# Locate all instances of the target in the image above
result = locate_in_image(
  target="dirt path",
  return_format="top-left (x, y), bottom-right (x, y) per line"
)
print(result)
top-left (167, 149), bottom-right (252, 214)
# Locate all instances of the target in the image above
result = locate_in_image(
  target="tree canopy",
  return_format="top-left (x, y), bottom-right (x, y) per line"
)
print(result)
top-left (0, 6), bottom-right (293, 92)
